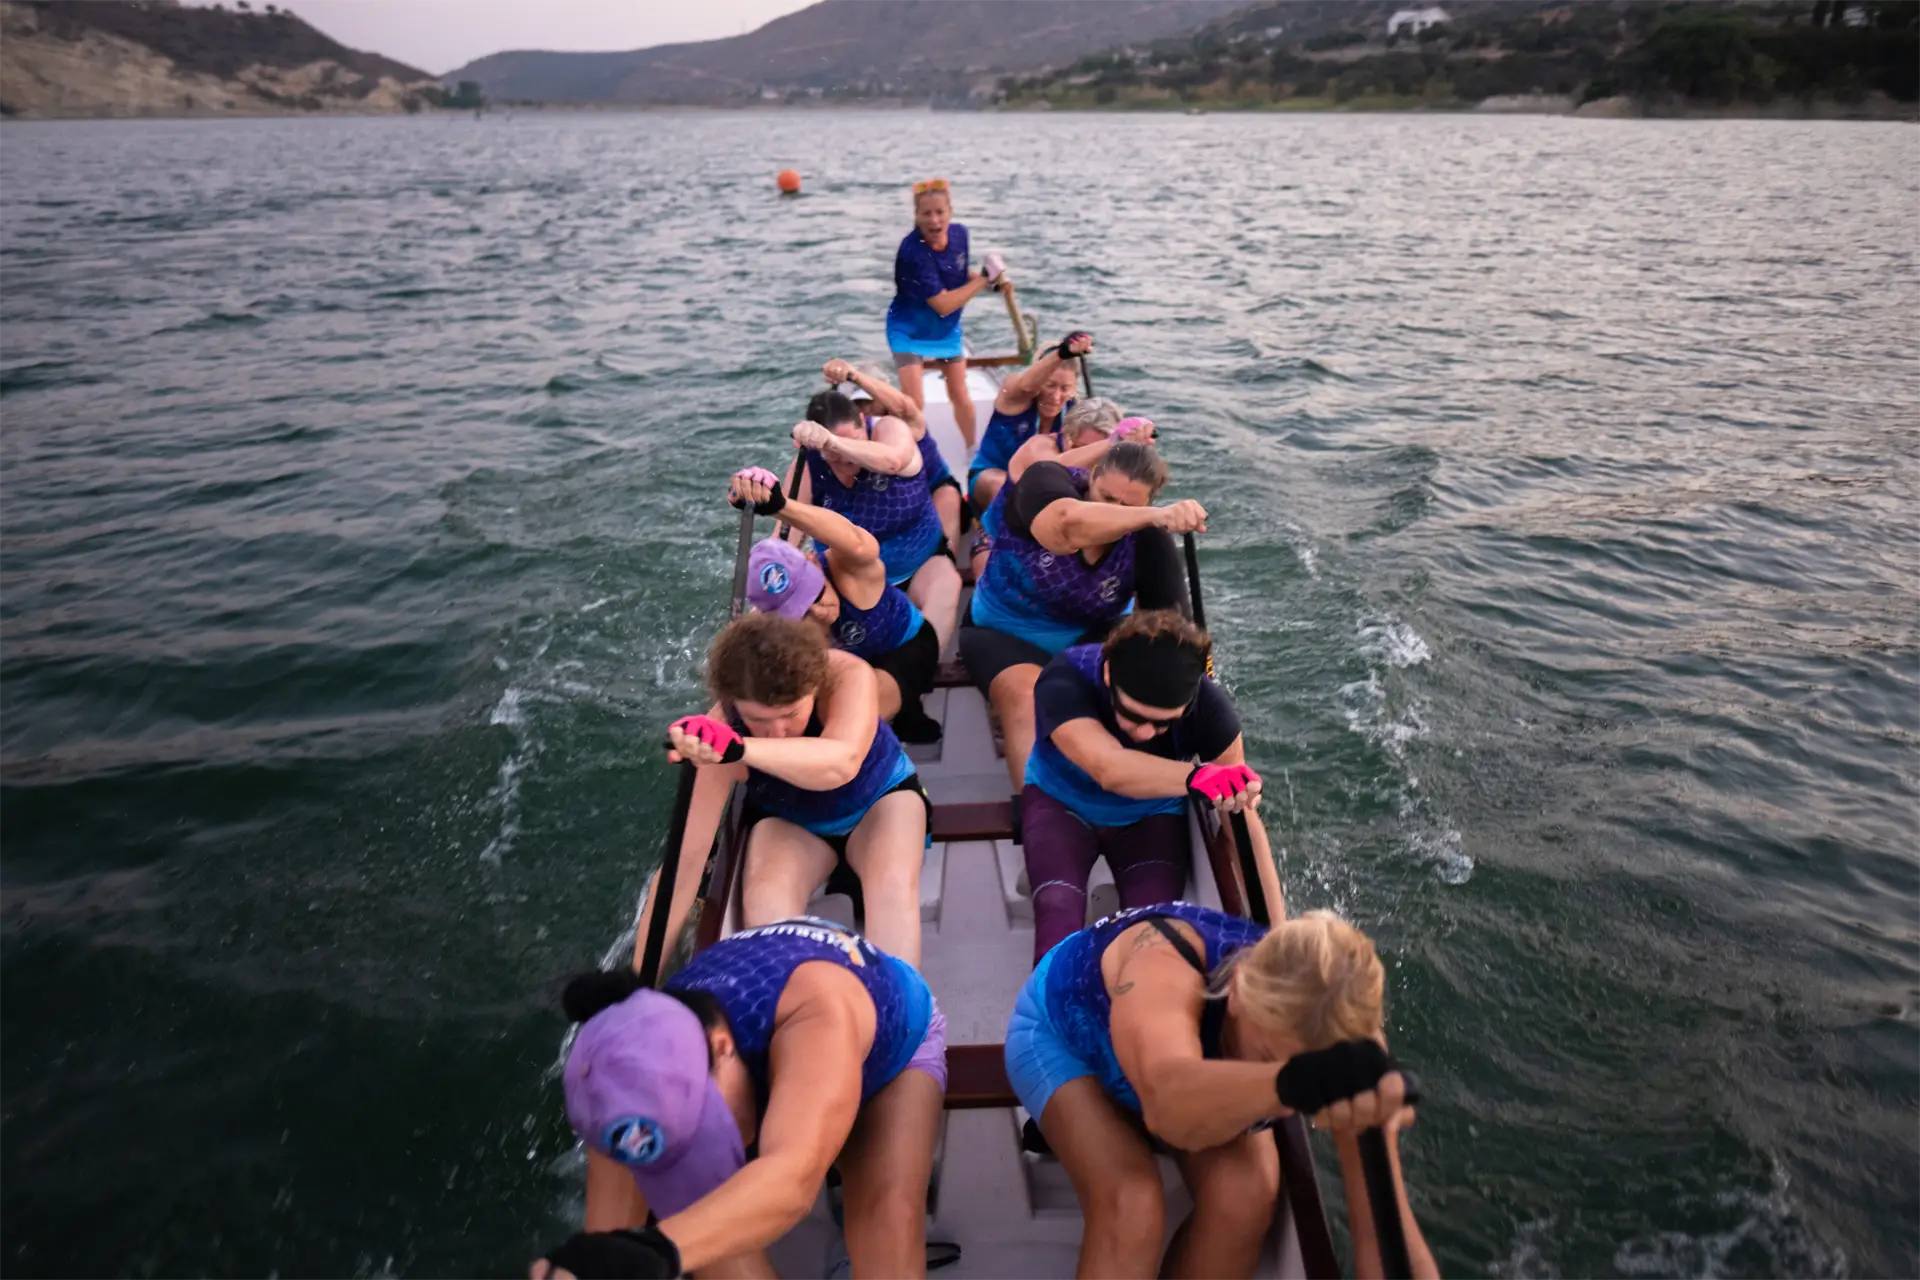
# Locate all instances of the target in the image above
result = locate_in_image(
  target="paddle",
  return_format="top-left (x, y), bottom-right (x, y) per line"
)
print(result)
top-left (1181, 531), bottom-right (1417, 1280)
top-left (775, 446), bottom-right (806, 543)
top-left (635, 502), bottom-right (757, 988)
top-left (1078, 351), bottom-right (1095, 398)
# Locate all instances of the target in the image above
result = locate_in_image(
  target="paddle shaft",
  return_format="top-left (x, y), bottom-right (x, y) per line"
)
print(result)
top-left (636, 762), bottom-right (697, 987)
top-left (729, 502), bottom-right (757, 619)
top-left (1078, 354), bottom-right (1094, 398)
top-left (638, 502), bottom-right (755, 985)
top-left (1183, 532), bottom-right (1411, 1280)
top-left (775, 446), bottom-right (805, 543)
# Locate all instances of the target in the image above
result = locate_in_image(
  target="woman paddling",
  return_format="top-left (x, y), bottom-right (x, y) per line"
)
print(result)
top-left (650, 612), bottom-right (929, 971)
top-left (1023, 610), bottom-right (1284, 965)
top-left (1004, 904), bottom-right (1439, 1280)
top-left (789, 395), bottom-right (964, 652)
top-left (957, 442), bottom-right (1203, 799)
top-left (536, 918), bottom-right (946, 1279)
top-left (968, 332), bottom-right (1092, 512)
top-left (824, 358), bottom-right (968, 568)
top-left (888, 178), bottom-right (1001, 451)
top-left (732, 466), bottom-right (943, 744)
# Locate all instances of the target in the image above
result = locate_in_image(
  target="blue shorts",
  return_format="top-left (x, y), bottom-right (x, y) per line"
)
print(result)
top-left (1004, 944), bottom-right (1100, 1124)
top-left (887, 316), bottom-right (965, 361)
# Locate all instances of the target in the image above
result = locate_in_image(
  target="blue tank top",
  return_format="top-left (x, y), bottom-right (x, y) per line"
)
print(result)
top-left (1024, 644), bottom-right (1191, 826)
top-left (1039, 902), bottom-right (1266, 1113)
top-left (969, 467), bottom-right (1138, 653)
top-left (916, 429), bottom-right (953, 489)
top-left (804, 430), bottom-right (942, 585)
top-left (730, 710), bottom-right (916, 838)
top-left (829, 576), bottom-right (924, 661)
top-left (970, 399), bottom-right (1071, 479)
top-left (668, 917), bottom-right (934, 1104)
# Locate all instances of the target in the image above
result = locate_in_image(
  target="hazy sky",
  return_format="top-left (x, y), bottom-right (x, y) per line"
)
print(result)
top-left (236, 0), bottom-right (817, 75)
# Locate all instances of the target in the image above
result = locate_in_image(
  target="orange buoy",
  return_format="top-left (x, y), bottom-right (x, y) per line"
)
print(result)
top-left (776, 169), bottom-right (802, 194)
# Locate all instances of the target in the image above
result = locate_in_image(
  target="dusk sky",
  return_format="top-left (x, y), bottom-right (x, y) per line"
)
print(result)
top-left (226, 0), bottom-right (817, 75)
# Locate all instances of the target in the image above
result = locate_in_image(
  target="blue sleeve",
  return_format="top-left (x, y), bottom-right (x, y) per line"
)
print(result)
top-left (896, 237), bottom-right (946, 303)
top-left (1034, 655), bottom-right (1104, 743)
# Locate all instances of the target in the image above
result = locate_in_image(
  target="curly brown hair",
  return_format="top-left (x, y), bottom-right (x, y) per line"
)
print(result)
top-left (706, 612), bottom-right (829, 707)
top-left (1101, 608), bottom-right (1211, 665)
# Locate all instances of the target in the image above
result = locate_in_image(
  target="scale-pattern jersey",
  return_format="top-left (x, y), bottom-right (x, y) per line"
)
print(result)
top-left (1039, 902), bottom-right (1266, 1112)
top-left (804, 434), bottom-right (942, 584)
top-left (667, 918), bottom-right (933, 1103)
top-left (970, 400), bottom-right (1071, 480)
top-left (728, 710), bottom-right (915, 838)
top-left (916, 430), bottom-right (953, 489)
top-left (972, 466), bottom-right (1138, 648)
top-left (829, 578), bottom-right (923, 660)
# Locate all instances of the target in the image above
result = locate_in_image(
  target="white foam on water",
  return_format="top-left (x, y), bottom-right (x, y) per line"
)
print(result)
top-left (1358, 617), bottom-right (1432, 668)
top-left (1296, 543), bottom-right (1320, 578)
top-left (1612, 1161), bottom-right (1845, 1279)
top-left (1407, 827), bottom-right (1474, 886)
top-left (1489, 1216), bottom-right (1560, 1279)
top-left (480, 686), bottom-right (535, 864)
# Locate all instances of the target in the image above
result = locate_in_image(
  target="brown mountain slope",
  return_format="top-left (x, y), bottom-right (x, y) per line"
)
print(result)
top-left (445, 0), bottom-right (1256, 104)
top-left (0, 0), bottom-right (441, 118)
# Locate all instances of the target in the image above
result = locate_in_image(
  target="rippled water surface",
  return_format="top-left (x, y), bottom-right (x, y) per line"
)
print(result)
top-left (2, 112), bottom-right (1915, 1278)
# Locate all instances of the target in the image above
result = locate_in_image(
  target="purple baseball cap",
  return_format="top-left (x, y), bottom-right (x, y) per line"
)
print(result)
top-left (562, 988), bottom-right (746, 1217)
top-left (747, 538), bottom-right (825, 621)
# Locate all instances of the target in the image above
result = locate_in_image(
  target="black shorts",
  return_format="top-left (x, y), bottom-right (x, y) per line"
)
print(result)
top-left (868, 618), bottom-right (940, 705)
top-left (744, 772), bottom-right (933, 881)
top-left (957, 618), bottom-right (1118, 695)
top-left (928, 473), bottom-right (975, 535)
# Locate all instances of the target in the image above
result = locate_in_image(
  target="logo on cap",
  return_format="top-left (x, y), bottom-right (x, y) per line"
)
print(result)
top-left (759, 564), bottom-right (791, 595)
top-left (603, 1116), bottom-right (667, 1167)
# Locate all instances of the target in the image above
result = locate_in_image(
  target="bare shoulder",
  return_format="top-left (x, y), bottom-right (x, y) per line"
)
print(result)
top-left (1100, 916), bottom-right (1205, 991)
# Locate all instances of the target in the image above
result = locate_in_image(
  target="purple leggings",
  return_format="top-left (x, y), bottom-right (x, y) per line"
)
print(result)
top-left (1021, 785), bottom-right (1190, 966)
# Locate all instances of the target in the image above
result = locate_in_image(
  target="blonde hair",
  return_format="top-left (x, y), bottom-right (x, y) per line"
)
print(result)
top-left (1062, 397), bottom-right (1123, 444)
top-left (1219, 910), bottom-right (1384, 1050)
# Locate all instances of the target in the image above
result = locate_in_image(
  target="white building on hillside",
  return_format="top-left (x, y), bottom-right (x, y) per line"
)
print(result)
top-left (1387, 7), bottom-right (1450, 37)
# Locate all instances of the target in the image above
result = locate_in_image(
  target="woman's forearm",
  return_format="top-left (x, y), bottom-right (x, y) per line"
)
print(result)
top-left (1051, 500), bottom-right (1163, 552)
top-left (1079, 747), bottom-right (1191, 799)
top-left (1003, 346), bottom-right (1067, 401)
top-left (777, 499), bottom-right (880, 564)
top-left (1334, 1128), bottom-right (1440, 1280)
top-left (659, 1153), bottom-right (822, 1273)
top-left (847, 371), bottom-right (920, 428)
top-left (740, 735), bottom-right (863, 791)
top-left (926, 273), bottom-right (988, 317)
top-left (1138, 1059), bottom-right (1282, 1151)
top-left (825, 431), bottom-right (919, 476)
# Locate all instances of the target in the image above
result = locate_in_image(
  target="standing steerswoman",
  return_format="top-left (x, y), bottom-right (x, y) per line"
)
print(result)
top-left (886, 178), bottom-right (1003, 452)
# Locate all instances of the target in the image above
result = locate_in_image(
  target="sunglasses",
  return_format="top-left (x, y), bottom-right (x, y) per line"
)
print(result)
top-left (912, 178), bottom-right (950, 196)
top-left (1109, 684), bottom-right (1189, 733)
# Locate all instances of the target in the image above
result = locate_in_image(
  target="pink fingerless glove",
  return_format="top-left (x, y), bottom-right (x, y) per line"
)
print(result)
top-left (1187, 762), bottom-right (1258, 804)
top-left (670, 714), bottom-right (745, 764)
top-left (1112, 417), bottom-right (1155, 443)
top-left (729, 466), bottom-right (786, 516)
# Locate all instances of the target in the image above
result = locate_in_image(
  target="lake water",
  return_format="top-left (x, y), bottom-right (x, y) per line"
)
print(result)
top-left (2, 111), bottom-right (1914, 1278)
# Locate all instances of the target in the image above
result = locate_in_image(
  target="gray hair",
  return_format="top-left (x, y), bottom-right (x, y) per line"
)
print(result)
top-left (843, 362), bottom-right (897, 402)
top-left (1062, 397), bottom-right (1123, 442)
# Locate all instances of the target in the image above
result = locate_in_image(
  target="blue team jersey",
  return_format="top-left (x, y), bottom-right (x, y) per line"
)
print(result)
top-left (886, 224), bottom-right (970, 349)
top-left (1038, 903), bottom-right (1266, 1113)
top-left (668, 918), bottom-right (933, 1103)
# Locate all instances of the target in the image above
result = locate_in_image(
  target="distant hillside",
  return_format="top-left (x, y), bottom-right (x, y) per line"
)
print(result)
top-left (999, 0), bottom-right (1920, 115)
top-left (444, 0), bottom-right (1256, 105)
top-left (0, 0), bottom-right (444, 118)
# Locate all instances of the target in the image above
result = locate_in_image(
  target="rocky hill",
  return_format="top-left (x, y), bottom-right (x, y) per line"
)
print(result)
top-left (0, 0), bottom-right (444, 119)
top-left (444, 0), bottom-right (1256, 106)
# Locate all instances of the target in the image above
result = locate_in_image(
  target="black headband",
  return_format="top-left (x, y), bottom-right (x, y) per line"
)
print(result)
top-left (1106, 633), bottom-right (1207, 710)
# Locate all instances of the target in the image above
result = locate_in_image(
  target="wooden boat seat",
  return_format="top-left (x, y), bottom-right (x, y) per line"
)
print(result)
top-left (944, 1043), bottom-right (1018, 1109)
top-left (930, 801), bottom-right (1015, 843)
